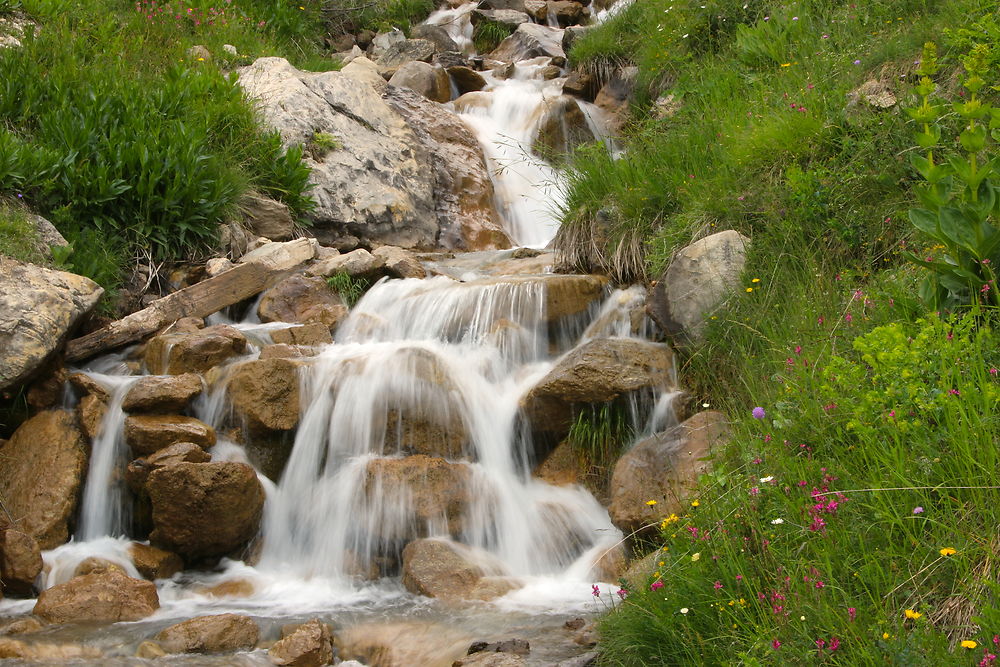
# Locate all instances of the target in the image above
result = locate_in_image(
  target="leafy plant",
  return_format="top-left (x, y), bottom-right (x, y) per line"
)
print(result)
top-left (566, 402), bottom-right (634, 471)
top-left (326, 271), bottom-right (368, 306)
top-left (473, 20), bottom-right (514, 54)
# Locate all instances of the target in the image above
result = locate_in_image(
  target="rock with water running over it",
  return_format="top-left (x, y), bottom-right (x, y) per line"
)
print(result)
top-left (258, 274), bottom-right (349, 332)
top-left (156, 613), bottom-right (259, 654)
top-left (269, 322), bottom-right (333, 347)
top-left (471, 8), bottom-right (530, 26)
top-left (646, 230), bottom-right (750, 343)
top-left (146, 462), bottom-right (265, 561)
top-left (33, 569), bottom-right (159, 623)
top-left (454, 653), bottom-right (527, 666)
top-left (128, 542), bottom-right (184, 581)
top-left (401, 538), bottom-right (510, 601)
top-left (144, 324), bottom-right (248, 375)
top-left (389, 62), bottom-right (452, 104)
top-left (338, 622), bottom-right (474, 666)
top-left (0, 530), bottom-right (42, 597)
top-left (365, 457), bottom-right (471, 539)
top-left (534, 96), bottom-right (596, 160)
top-left (121, 373), bottom-right (204, 414)
top-left (411, 24), bottom-right (460, 54)
top-left (125, 415), bottom-right (216, 457)
top-left (0, 259), bottom-right (103, 392)
top-left (227, 358), bottom-right (302, 433)
top-left (474, 274), bottom-right (607, 323)
top-left (268, 618), bottom-right (335, 666)
top-left (0, 410), bottom-right (88, 550)
top-left (489, 23), bottom-right (564, 63)
top-left (609, 411), bottom-right (730, 536)
top-left (0, 638), bottom-right (102, 661)
top-left (547, 0), bottom-right (584, 26)
top-left (448, 66), bottom-right (487, 94)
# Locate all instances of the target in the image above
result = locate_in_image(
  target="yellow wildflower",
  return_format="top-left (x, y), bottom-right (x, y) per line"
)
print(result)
top-left (939, 547), bottom-right (957, 557)
top-left (751, 278), bottom-right (761, 283)
top-left (691, 552), bottom-right (701, 562)
top-left (882, 632), bottom-right (890, 639)
top-left (691, 500), bottom-right (700, 507)
top-left (745, 287), bottom-right (753, 293)
top-left (961, 640), bottom-right (978, 649)
top-left (904, 609), bottom-right (922, 620)
top-left (780, 62), bottom-right (791, 67)
top-left (646, 499), bottom-right (658, 506)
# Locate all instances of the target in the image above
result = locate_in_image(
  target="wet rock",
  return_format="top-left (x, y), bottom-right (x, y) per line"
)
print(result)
top-left (411, 23), bottom-right (460, 54)
top-left (594, 66), bottom-right (636, 134)
top-left (33, 569), bottom-right (159, 623)
top-left (365, 457), bottom-right (471, 538)
top-left (478, 273), bottom-right (606, 323)
top-left (0, 259), bottom-right (103, 392)
top-left (259, 344), bottom-right (313, 360)
top-left (0, 617), bottom-right (44, 636)
top-left (198, 578), bottom-right (256, 598)
top-left (128, 542), bottom-right (184, 580)
top-left (520, 338), bottom-right (674, 443)
top-left (0, 530), bottom-right (42, 597)
top-left (147, 462), bottom-right (265, 561)
top-left (258, 274), bottom-right (349, 332)
top-left (227, 358), bottom-right (302, 432)
top-left (307, 248), bottom-right (385, 279)
top-left (385, 407), bottom-right (467, 459)
top-left (0, 410), bottom-right (87, 550)
top-left (467, 638), bottom-right (530, 656)
top-left (435, 50), bottom-right (472, 69)
top-left (447, 67), bottom-right (486, 96)
top-left (454, 653), bottom-right (526, 666)
top-left (26, 364), bottom-right (67, 411)
top-left (472, 8), bottom-right (530, 26)
top-left (646, 230), bottom-right (749, 343)
top-left (136, 641), bottom-right (167, 659)
top-left (68, 371), bottom-right (109, 400)
top-left (490, 23), bottom-right (564, 62)
top-left (126, 442), bottom-right (214, 492)
top-left (72, 557), bottom-right (126, 578)
top-left (270, 323), bottom-right (333, 347)
top-left (372, 245), bottom-right (426, 279)
top-left (156, 613), bottom-right (259, 654)
top-left (0, 638), bottom-right (101, 660)
top-left (534, 96), bottom-right (595, 159)
top-left (547, 0), bottom-right (583, 26)
top-left (389, 62), bottom-right (451, 103)
top-left (122, 373), bottom-right (203, 414)
top-left (540, 64), bottom-right (562, 79)
top-left (77, 393), bottom-right (107, 441)
top-left (532, 440), bottom-right (584, 487)
top-left (561, 71), bottom-right (598, 101)
top-left (401, 538), bottom-right (507, 601)
top-left (338, 622), bottom-right (473, 667)
top-left (524, 0), bottom-right (547, 21)
top-left (242, 192), bottom-right (297, 241)
top-left (591, 542), bottom-right (626, 582)
top-left (125, 415), bottom-right (216, 457)
top-left (144, 324), bottom-right (248, 375)
top-left (609, 411), bottom-right (729, 536)
top-left (269, 618), bottom-right (335, 666)
top-left (562, 25), bottom-right (591, 52)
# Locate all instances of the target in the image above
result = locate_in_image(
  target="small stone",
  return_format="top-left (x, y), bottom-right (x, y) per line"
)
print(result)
top-left (155, 613), bottom-right (259, 654)
top-left (187, 45), bottom-right (212, 62)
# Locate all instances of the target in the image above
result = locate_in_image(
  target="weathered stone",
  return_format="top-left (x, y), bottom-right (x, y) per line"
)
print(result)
top-left (532, 440), bottom-right (583, 487)
top-left (647, 230), bottom-right (749, 343)
top-left (197, 579), bottom-right (256, 598)
top-left (187, 44), bottom-right (211, 62)
top-left (402, 539), bottom-right (507, 601)
top-left (435, 51), bottom-right (471, 69)
top-left (365, 457), bottom-right (471, 538)
top-left (389, 62), bottom-right (451, 103)
top-left (242, 192), bottom-right (297, 241)
top-left (147, 462), bottom-right (265, 561)
top-left (448, 66), bottom-right (487, 94)
top-left (0, 530), bottom-right (42, 597)
top-left (591, 542), bottom-right (626, 582)
top-left (370, 29), bottom-right (406, 59)
top-left (0, 617), bottom-right (44, 636)
top-left (307, 248), bottom-right (385, 279)
top-left (68, 371), bottom-right (109, 401)
top-left (540, 64), bottom-right (562, 79)
top-left (593, 66), bottom-right (636, 134)
top-left (0, 258), bottom-right (103, 392)
top-left (125, 415), bottom-right (216, 457)
top-left (237, 238), bottom-right (319, 271)
top-left (372, 245), bottom-right (426, 279)
top-left (156, 614), bottom-right (259, 654)
top-left (269, 618), bottom-right (334, 666)
top-left (847, 79), bottom-right (897, 110)
top-left (0, 638), bottom-right (101, 660)
top-left (258, 274), bottom-right (348, 331)
top-left (33, 569), bottom-right (159, 623)
top-left (467, 638), bottom-right (530, 657)
top-left (26, 364), bottom-right (67, 410)
top-left (0, 410), bottom-right (87, 550)
top-left (547, 0), bottom-right (583, 26)
top-left (128, 543), bottom-right (184, 581)
top-left (72, 557), bottom-right (125, 578)
top-left (136, 641), bottom-right (167, 659)
top-left (534, 96), bottom-right (595, 159)
top-left (472, 8), bottom-right (530, 26)
top-left (609, 411), bottom-right (729, 536)
top-left (205, 257), bottom-right (235, 278)
top-left (454, 653), bottom-right (526, 667)
top-left (337, 622), bottom-right (473, 667)
top-left (561, 71), bottom-right (598, 101)
top-left (340, 55), bottom-right (387, 94)
top-left (144, 324), bottom-right (248, 375)
top-left (77, 393), bottom-right (107, 441)
top-left (227, 358), bottom-right (301, 432)
top-left (270, 323), bottom-right (333, 346)
top-left (490, 23), bottom-right (564, 62)
top-left (524, 0), bottom-right (547, 21)
top-left (377, 39), bottom-right (437, 73)
top-left (125, 442), bottom-right (213, 493)
top-left (259, 344), bottom-right (313, 360)
top-left (122, 373), bottom-right (203, 414)
top-left (411, 23), bottom-right (460, 53)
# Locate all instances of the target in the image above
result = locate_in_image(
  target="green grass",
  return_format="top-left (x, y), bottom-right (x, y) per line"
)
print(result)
top-left (326, 271), bottom-right (370, 306)
top-left (0, 202), bottom-right (46, 264)
top-left (473, 19), bottom-right (515, 54)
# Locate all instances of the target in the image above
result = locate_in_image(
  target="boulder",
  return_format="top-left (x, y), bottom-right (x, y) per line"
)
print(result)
top-left (370, 29), bottom-right (406, 59)
top-left (77, 393), bottom-right (108, 441)
top-left (269, 618), bottom-right (335, 666)
top-left (147, 462), bottom-right (265, 560)
top-left (270, 323), bottom-right (333, 346)
top-left (593, 66), bottom-right (636, 134)
top-left (340, 55), bottom-right (387, 93)
top-left (520, 338), bottom-right (674, 443)
top-left (608, 411), bottom-right (729, 536)
top-left (471, 8), bottom-right (530, 26)
top-left (547, 0), bottom-right (584, 26)
top-left (144, 324), bottom-right (248, 375)
top-left (227, 358), bottom-right (301, 432)
top-left (434, 51), bottom-right (471, 69)
top-left (258, 274), bottom-right (348, 331)
top-left (237, 238), bottom-right (319, 270)
top-left (0, 617), bottom-right (44, 635)
top-left (540, 64), bottom-right (562, 80)
top-left (72, 557), bottom-right (125, 578)
top-left (155, 614), bottom-right (259, 654)
top-left (242, 192), bottom-right (297, 241)
top-left (376, 39), bottom-right (437, 73)
top-left (0, 410), bottom-right (87, 549)
top-left (337, 622), bottom-right (472, 667)
top-left (534, 96), bottom-right (596, 159)
top-left (646, 230), bottom-right (749, 343)
top-left (372, 245), bottom-right (426, 279)
top-left (365, 456), bottom-right (471, 538)
top-left (121, 373), bottom-right (203, 414)
top-left (33, 569), bottom-right (159, 623)
top-left (0, 259), bottom-right (102, 392)
top-left (124, 415), bottom-right (216, 457)
top-left (562, 71), bottom-right (598, 101)
top-left (401, 539), bottom-right (506, 601)
top-left (128, 542), bottom-right (184, 581)
top-left (0, 530), bottom-right (42, 597)
top-left (125, 442), bottom-right (213, 492)
top-left (385, 407), bottom-right (467, 460)
top-left (0, 638), bottom-right (101, 660)
top-left (448, 66), bottom-right (486, 94)
top-left (389, 62), bottom-right (451, 103)
top-left (259, 344), bottom-right (313, 360)
top-left (411, 24), bottom-right (460, 54)
top-left (490, 23), bottom-right (564, 62)
top-left (523, 0), bottom-right (547, 21)
top-left (307, 248), bottom-right (385, 279)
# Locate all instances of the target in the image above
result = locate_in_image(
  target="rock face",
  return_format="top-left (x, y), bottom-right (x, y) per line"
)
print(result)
top-left (401, 538), bottom-right (508, 601)
top-left (155, 614), bottom-right (259, 654)
top-left (521, 338), bottom-right (674, 441)
top-left (145, 324), bottom-right (248, 375)
top-left (33, 569), bottom-right (159, 623)
top-left (0, 259), bottom-right (103, 392)
top-left (647, 230), bottom-right (749, 343)
top-left (227, 358), bottom-right (301, 432)
top-left (490, 23), bottom-right (564, 62)
top-left (365, 456), bottom-right (471, 538)
top-left (609, 411), bottom-right (730, 535)
top-left (0, 530), bottom-right (42, 597)
top-left (269, 619), bottom-right (335, 666)
top-left (124, 415), bottom-right (216, 456)
top-left (388, 62), bottom-right (451, 103)
top-left (258, 274), bottom-right (348, 331)
top-left (0, 410), bottom-right (88, 549)
top-left (270, 322), bottom-right (333, 347)
top-left (146, 462), bottom-right (265, 561)
top-left (122, 373), bottom-right (203, 414)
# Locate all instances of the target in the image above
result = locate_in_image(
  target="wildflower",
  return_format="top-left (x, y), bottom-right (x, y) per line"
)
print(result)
top-left (848, 607), bottom-right (856, 621)
top-left (651, 580), bottom-right (664, 591)
top-left (815, 581), bottom-right (825, 589)
top-left (883, 632), bottom-right (890, 639)
top-left (963, 641), bottom-right (979, 649)
top-left (770, 518), bottom-right (784, 525)
top-left (845, 313), bottom-right (853, 323)
top-left (822, 33), bottom-right (829, 38)
top-left (646, 499), bottom-right (658, 506)
top-left (750, 487), bottom-right (760, 496)
top-left (691, 552), bottom-right (701, 562)
top-left (746, 287), bottom-right (754, 292)
top-left (904, 609), bottom-right (922, 619)
top-left (752, 407), bottom-right (766, 419)
top-left (735, 574), bottom-right (743, 581)
top-left (680, 607), bottom-right (689, 614)
top-left (939, 547), bottom-right (957, 557)
top-left (691, 499), bottom-right (700, 507)
top-left (853, 59), bottom-right (861, 65)
top-left (752, 278), bottom-right (760, 283)
top-left (829, 637), bottom-right (841, 651)
top-left (617, 588), bottom-right (628, 599)
top-left (991, 368), bottom-right (999, 376)
top-left (772, 639), bottom-right (781, 649)
top-left (913, 506), bottom-right (924, 514)
top-left (780, 63), bottom-right (791, 67)
top-left (760, 476), bottom-right (774, 483)
top-left (816, 639), bottom-right (826, 650)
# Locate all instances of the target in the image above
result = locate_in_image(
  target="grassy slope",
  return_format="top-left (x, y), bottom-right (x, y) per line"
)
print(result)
top-left (560, 0), bottom-right (1000, 664)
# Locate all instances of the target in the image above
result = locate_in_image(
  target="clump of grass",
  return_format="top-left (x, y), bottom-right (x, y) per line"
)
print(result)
top-left (473, 20), bottom-right (515, 55)
top-left (326, 271), bottom-right (369, 306)
top-left (0, 202), bottom-right (45, 264)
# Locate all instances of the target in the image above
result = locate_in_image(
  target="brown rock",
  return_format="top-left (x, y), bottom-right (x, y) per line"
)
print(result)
top-left (125, 442), bottom-right (213, 492)
top-left (372, 245), bottom-right (426, 279)
top-left (609, 411), bottom-right (729, 536)
top-left (306, 248), bottom-right (385, 279)
top-left (72, 557), bottom-right (126, 578)
top-left (593, 67), bottom-right (636, 135)
top-left (269, 618), bottom-right (334, 666)
top-left (77, 393), bottom-right (108, 441)
top-left (259, 344), bottom-right (313, 360)
top-left (227, 358), bottom-right (301, 432)
top-left (0, 410), bottom-right (88, 549)
top-left (0, 638), bottom-right (101, 660)
top-left (147, 462), bottom-right (265, 561)
top-left (122, 373), bottom-right (203, 414)
top-left (533, 440), bottom-right (582, 487)
top-left (242, 192), bottom-right (297, 241)
top-left (128, 543), bottom-right (183, 580)
top-left (124, 415), bottom-right (216, 457)
top-left (547, 0), bottom-right (583, 26)
top-left (534, 97), bottom-right (595, 160)
top-left (33, 569), bottom-right (159, 623)
top-left (145, 324), bottom-right (248, 375)
top-left (198, 579), bottom-right (256, 598)
top-left (385, 408), bottom-right (466, 460)
top-left (0, 530), bottom-right (42, 597)
top-left (591, 542), bottom-right (626, 582)
top-left (454, 653), bottom-right (526, 666)
top-left (258, 274), bottom-right (349, 332)
top-left (68, 372), bottom-right (109, 401)
top-left (136, 641), bottom-right (167, 659)
top-left (156, 613), bottom-right (259, 654)
top-left (388, 61), bottom-right (451, 104)
top-left (337, 622), bottom-right (472, 667)
top-left (0, 617), bottom-right (44, 635)
top-left (401, 539), bottom-right (506, 601)
top-left (365, 457), bottom-right (470, 539)
top-left (270, 323), bottom-right (333, 346)
top-left (26, 365), bottom-right (67, 410)
top-left (447, 66), bottom-right (487, 94)
top-left (562, 71), bottom-right (598, 101)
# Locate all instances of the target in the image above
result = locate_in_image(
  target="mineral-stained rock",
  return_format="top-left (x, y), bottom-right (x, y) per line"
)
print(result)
top-left (0, 410), bottom-right (88, 550)
top-left (33, 569), bottom-right (159, 624)
top-left (128, 542), bottom-right (184, 581)
top-left (269, 618), bottom-right (335, 666)
top-left (227, 358), bottom-right (301, 432)
top-left (155, 613), bottom-right (259, 654)
top-left (121, 373), bottom-right (203, 414)
top-left (448, 66), bottom-right (487, 94)
top-left (0, 530), bottom-right (42, 597)
top-left (125, 442), bottom-right (213, 492)
top-left (144, 324), bottom-right (248, 375)
top-left (124, 415), bottom-right (216, 457)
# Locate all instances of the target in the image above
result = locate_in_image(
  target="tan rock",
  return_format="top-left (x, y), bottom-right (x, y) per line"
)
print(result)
top-left (124, 415), bottom-right (216, 457)
top-left (0, 638), bottom-right (101, 660)
top-left (77, 393), bottom-right (108, 441)
top-left (365, 456), bottom-right (471, 539)
top-left (156, 613), bottom-right (259, 654)
top-left (260, 344), bottom-right (313, 360)
top-left (72, 557), bottom-right (126, 578)
top-left (227, 358), bottom-right (301, 432)
top-left (258, 274), bottom-right (349, 332)
top-left (145, 324), bottom-right (248, 374)
top-left (128, 543), bottom-right (184, 580)
top-left (33, 569), bottom-right (159, 623)
top-left (67, 372), bottom-right (110, 401)
top-left (198, 578), bottom-right (256, 598)
top-left (401, 538), bottom-right (509, 601)
top-left (534, 97), bottom-right (595, 159)
top-left (388, 61), bottom-right (451, 103)
top-left (337, 622), bottom-right (472, 667)
top-left (307, 248), bottom-right (385, 279)
top-left (447, 66), bottom-right (486, 95)
top-left (270, 323), bottom-right (333, 346)
top-left (242, 192), bottom-right (297, 241)
top-left (372, 245), bottom-right (426, 279)
top-left (125, 442), bottom-right (213, 492)
top-left (0, 410), bottom-right (88, 549)
top-left (122, 373), bottom-right (203, 414)
top-left (136, 641), bottom-right (167, 659)
top-left (269, 618), bottom-right (335, 666)
top-left (454, 653), bottom-right (527, 666)
top-left (0, 617), bottom-right (44, 636)
top-left (0, 530), bottom-right (42, 597)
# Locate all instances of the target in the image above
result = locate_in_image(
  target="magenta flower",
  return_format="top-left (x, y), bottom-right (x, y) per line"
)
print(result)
top-left (829, 637), bottom-right (841, 651)
top-left (752, 407), bottom-right (766, 419)
top-left (713, 581), bottom-right (723, 590)
top-left (848, 607), bottom-right (857, 621)
top-left (650, 580), bottom-right (664, 591)
top-left (913, 506), bottom-right (924, 514)
top-left (772, 639), bottom-right (781, 649)
top-left (616, 588), bottom-right (628, 600)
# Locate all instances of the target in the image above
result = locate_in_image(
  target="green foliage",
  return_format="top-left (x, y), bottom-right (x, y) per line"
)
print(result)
top-left (0, 0), bottom-right (22, 13)
top-left (334, 0), bottom-right (434, 34)
top-left (0, 203), bottom-right (45, 264)
top-left (473, 20), bottom-right (515, 54)
top-left (326, 271), bottom-right (369, 306)
top-left (567, 402), bottom-right (634, 470)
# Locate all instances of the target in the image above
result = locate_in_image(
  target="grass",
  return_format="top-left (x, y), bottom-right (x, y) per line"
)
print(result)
top-left (326, 271), bottom-right (370, 306)
top-left (0, 202), bottom-right (46, 265)
top-left (473, 19), bottom-right (515, 54)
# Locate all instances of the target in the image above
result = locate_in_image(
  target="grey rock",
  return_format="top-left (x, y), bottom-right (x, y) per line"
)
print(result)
top-left (389, 62), bottom-right (451, 103)
top-left (411, 24), bottom-right (460, 53)
top-left (490, 23), bottom-right (564, 62)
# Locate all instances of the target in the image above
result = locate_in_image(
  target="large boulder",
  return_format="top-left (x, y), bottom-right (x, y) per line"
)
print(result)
top-left (269, 618), bottom-right (335, 666)
top-left (593, 66), bottom-right (636, 135)
top-left (144, 324), bottom-right (248, 375)
top-left (490, 23), bottom-right (564, 62)
top-left (0, 530), bottom-right (42, 597)
top-left (0, 410), bottom-right (88, 549)
top-left (146, 462), bottom-right (265, 561)
top-left (307, 248), bottom-right (385, 279)
top-left (122, 373), bottom-right (203, 414)
top-left (128, 542), bottom-right (184, 581)
top-left (269, 322), bottom-right (333, 347)
top-left (388, 62), bottom-right (451, 104)
top-left (258, 274), bottom-right (348, 331)
top-left (647, 230), bottom-right (749, 343)
top-left (365, 456), bottom-right (471, 539)
top-left (155, 613), bottom-right (259, 654)
top-left (372, 245), bottom-right (425, 279)
top-left (520, 338), bottom-right (674, 442)
top-left (124, 415), bottom-right (216, 457)
top-left (401, 538), bottom-right (510, 601)
top-left (227, 358), bottom-right (301, 432)
top-left (241, 192), bottom-right (297, 241)
top-left (0, 259), bottom-right (102, 392)
top-left (609, 411), bottom-right (730, 536)
top-left (376, 38), bottom-right (437, 73)
top-left (534, 96), bottom-right (596, 159)
top-left (33, 569), bottom-right (159, 623)
top-left (125, 442), bottom-right (213, 492)
top-left (411, 24), bottom-right (460, 54)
